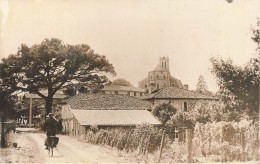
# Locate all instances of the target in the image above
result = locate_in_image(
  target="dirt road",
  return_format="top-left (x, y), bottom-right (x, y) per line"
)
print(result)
top-left (0, 128), bottom-right (127, 163)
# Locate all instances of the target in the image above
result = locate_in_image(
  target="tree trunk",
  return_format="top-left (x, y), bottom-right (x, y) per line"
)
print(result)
top-left (1, 101), bottom-right (6, 148)
top-left (45, 97), bottom-right (53, 115)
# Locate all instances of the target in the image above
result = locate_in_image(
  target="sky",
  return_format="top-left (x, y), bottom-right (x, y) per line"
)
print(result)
top-left (0, 0), bottom-right (259, 92)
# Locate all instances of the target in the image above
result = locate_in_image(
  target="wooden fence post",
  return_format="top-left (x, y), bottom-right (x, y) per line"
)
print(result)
top-left (158, 130), bottom-right (166, 163)
top-left (186, 129), bottom-right (193, 163)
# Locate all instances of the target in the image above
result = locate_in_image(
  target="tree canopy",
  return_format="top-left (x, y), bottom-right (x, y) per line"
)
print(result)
top-left (211, 57), bottom-right (259, 120)
top-left (152, 102), bottom-right (177, 125)
top-left (111, 78), bottom-right (132, 86)
top-left (195, 75), bottom-right (213, 96)
top-left (0, 38), bottom-right (116, 114)
top-left (196, 75), bottom-right (208, 92)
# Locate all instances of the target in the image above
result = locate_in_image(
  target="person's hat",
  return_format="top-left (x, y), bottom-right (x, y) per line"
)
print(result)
top-left (48, 113), bottom-right (53, 117)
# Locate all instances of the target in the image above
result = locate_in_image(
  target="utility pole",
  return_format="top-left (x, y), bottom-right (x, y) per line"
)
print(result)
top-left (252, 17), bottom-right (260, 160)
top-left (29, 92), bottom-right (32, 128)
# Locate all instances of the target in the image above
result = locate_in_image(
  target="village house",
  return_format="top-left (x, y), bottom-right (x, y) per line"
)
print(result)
top-left (98, 85), bottom-right (145, 97)
top-left (143, 86), bottom-right (218, 112)
top-left (22, 90), bottom-right (67, 107)
top-left (61, 93), bottom-right (161, 137)
top-left (142, 86), bottom-right (219, 142)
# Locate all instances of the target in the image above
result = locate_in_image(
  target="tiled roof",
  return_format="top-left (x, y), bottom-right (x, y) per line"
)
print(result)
top-left (24, 90), bottom-right (67, 99)
top-left (143, 87), bottom-right (218, 100)
top-left (66, 93), bottom-right (152, 110)
top-left (102, 85), bottom-right (145, 92)
top-left (71, 110), bottom-right (161, 126)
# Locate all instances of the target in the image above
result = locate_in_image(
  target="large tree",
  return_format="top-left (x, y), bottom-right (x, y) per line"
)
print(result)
top-left (111, 78), bottom-right (132, 86)
top-left (195, 75), bottom-right (213, 96)
top-left (0, 38), bottom-right (116, 114)
top-left (211, 57), bottom-right (259, 120)
top-left (196, 75), bottom-right (207, 92)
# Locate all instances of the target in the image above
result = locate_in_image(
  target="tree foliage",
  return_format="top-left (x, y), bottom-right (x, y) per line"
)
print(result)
top-left (0, 38), bottom-right (116, 114)
top-left (195, 75), bottom-right (213, 96)
top-left (166, 101), bottom-right (225, 130)
top-left (111, 78), bottom-right (132, 86)
top-left (152, 102), bottom-right (177, 125)
top-left (196, 75), bottom-right (208, 92)
top-left (211, 57), bottom-right (259, 120)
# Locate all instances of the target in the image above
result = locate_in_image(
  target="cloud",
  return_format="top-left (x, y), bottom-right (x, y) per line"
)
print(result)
top-left (0, 0), bottom-right (9, 38)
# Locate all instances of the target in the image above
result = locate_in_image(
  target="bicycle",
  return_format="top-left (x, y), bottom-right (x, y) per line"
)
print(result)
top-left (46, 136), bottom-right (59, 157)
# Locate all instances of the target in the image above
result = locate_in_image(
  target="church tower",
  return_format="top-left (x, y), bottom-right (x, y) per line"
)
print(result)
top-left (155, 56), bottom-right (169, 71)
top-left (138, 56), bottom-right (183, 93)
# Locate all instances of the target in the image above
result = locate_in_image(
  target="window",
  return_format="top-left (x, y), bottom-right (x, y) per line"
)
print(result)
top-left (115, 91), bottom-right (118, 95)
top-left (134, 92), bottom-right (136, 96)
top-left (174, 127), bottom-right (179, 141)
top-left (156, 75), bottom-right (159, 79)
top-left (184, 102), bottom-right (188, 112)
top-left (127, 91), bottom-right (130, 95)
top-left (145, 85), bottom-right (147, 88)
top-left (157, 83), bottom-right (160, 89)
top-left (140, 93), bottom-right (143, 96)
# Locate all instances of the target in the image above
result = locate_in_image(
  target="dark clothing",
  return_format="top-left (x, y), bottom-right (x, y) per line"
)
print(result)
top-left (44, 117), bottom-right (59, 148)
top-left (44, 117), bottom-right (58, 137)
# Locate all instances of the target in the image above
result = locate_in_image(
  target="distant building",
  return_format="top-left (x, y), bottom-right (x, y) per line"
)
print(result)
top-left (138, 57), bottom-right (183, 93)
top-left (61, 94), bottom-right (161, 137)
top-left (22, 90), bottom-right (67, 107)
top-left (16, 90), bottom-right (67, 126)
top-left (84, 84), bottom-right (146, 98)
top-left (100, 85), bottom-right (145, 97)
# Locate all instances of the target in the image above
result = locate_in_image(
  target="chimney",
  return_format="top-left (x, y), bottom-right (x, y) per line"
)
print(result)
top-left (184, 84), bottom-right (189, 90)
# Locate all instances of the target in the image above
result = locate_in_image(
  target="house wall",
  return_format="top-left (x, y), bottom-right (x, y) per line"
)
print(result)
top-left (103, 90), bottom-right (144, 97)
top-left (152, 99), bottom-right (218, 112)
top-left (62, 105), bottom-right (74, 135)
top-left (23, 97), bottom-right (62, 109)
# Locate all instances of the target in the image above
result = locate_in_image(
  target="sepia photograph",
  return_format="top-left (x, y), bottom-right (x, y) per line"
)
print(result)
top-left (0, 0), bottom-right (260, 163)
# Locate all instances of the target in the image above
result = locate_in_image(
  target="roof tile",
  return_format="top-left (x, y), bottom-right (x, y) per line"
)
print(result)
top-left (143, 87), bottom-right (218, 100)
top-left (66, 93), bottom-right (152, 110)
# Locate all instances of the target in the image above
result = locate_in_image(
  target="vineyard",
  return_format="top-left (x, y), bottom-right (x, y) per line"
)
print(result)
top-left (77, 120), bottom-right (259, 163)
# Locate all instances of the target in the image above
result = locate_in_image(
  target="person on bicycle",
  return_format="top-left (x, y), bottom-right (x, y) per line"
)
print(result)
top-left (44, 113), bottom-right (58, 149)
